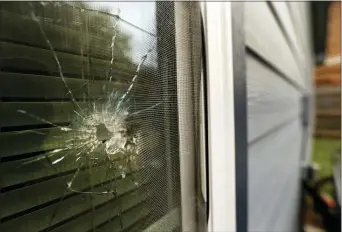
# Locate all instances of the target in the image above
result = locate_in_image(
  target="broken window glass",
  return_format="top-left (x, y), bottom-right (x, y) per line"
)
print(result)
top-left (0, 1), bottom-right (204, 232)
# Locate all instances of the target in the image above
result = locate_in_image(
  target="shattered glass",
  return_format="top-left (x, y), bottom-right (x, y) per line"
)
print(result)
top-left (0, 1), bottom-right (204, 232)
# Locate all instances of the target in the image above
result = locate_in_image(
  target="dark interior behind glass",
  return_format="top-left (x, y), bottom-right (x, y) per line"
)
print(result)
top-left (0, 2), bottom-right (204, 232)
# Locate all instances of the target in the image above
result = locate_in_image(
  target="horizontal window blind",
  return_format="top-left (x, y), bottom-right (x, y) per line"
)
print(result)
top-left (0, 2), bottom-right (204, 232)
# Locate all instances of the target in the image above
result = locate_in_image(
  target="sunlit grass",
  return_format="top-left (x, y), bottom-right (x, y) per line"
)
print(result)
top-left (311, 138), bottom-right (341, 195)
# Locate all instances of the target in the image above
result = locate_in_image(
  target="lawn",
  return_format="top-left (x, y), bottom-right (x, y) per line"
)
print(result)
top-left (311, 138), bottom-right (341, 195)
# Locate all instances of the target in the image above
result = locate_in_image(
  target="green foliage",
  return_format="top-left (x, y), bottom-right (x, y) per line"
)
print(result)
top-left (312, 138), bottom-right (341, 195)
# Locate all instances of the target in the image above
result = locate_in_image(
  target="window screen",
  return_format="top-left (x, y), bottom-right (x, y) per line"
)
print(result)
top-left (0, 1), bottom-right (204, 232)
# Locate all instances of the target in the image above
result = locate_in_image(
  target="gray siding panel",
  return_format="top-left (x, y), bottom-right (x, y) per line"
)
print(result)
top-left (286, 2), bottom-right (315, 90)
top-left (248, 119), bottom-right (302, 231)
top-left (246, 2), bottom-right (313, 231)
top-left (247, 54), bottom-right (301, 143)
top-left (269, 1), bottom-right (306, 83)
top-left (245, 1), bottom-right (304, 88)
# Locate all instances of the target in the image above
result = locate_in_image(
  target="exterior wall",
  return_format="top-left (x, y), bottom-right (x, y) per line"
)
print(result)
top-left (245, 2), bottom-right (313, 231)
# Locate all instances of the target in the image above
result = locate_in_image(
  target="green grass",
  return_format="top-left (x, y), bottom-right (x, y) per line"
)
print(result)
top-left (311, 138), bottom-right (341, 195)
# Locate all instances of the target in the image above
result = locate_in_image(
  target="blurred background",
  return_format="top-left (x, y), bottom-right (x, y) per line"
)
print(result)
top-left (306, 1), bottom-right (341, 231)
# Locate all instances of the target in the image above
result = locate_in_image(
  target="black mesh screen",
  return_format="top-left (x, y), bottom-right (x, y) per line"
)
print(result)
top-left (0, 1), bottom-right (204, 232)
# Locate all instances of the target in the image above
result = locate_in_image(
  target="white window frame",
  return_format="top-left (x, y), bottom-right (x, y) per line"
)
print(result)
top-left (203, 2), bottom-right (237, 231)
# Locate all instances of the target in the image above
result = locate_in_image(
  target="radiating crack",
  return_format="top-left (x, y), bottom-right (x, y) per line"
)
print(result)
top-left (30, 2), bottom-right (82, 112)
top-left (11, 2), bottom-right (161, 231)
top-left (108, 9), bottom-right (121, 82)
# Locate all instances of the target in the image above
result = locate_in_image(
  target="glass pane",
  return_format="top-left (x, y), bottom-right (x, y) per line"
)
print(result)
top-left (0, 1), bottom-right (204, 231)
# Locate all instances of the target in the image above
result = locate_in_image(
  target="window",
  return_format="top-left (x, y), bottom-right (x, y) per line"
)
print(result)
top-left (0, 2), bottom-right (205, 231)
